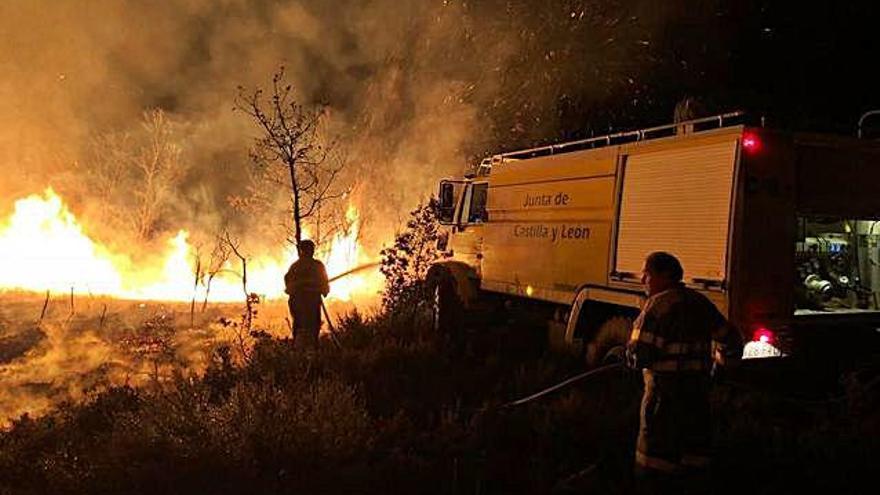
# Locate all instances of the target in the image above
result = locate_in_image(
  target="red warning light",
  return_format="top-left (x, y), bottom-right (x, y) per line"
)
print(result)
top-left (753, 327), bottom-right (774, 344)
top-left (742, 132), bottom-right (762, 152)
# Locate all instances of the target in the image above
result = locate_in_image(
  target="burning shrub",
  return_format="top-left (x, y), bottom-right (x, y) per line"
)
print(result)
top-left (120, 313), bottom-right (178, 369)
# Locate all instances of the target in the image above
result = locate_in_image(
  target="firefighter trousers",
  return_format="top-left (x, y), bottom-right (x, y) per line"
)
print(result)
top-left (636, 369), bottom-right (712, 474)
top-left (288, 293), bottom-right (322, 348)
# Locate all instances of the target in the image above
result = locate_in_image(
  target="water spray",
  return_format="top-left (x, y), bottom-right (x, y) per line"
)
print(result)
top-left (321, 261), bottom-right (382, 348)
top-left (327, 262), bottom-right (382, 284)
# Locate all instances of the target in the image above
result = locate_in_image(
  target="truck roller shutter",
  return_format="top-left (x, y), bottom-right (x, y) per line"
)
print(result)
top-left (615, 140), bottom-right (737, 284)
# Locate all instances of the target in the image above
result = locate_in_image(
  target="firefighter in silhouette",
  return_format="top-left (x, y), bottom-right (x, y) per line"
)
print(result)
top-left (626, 252), bottom-right (741, 489)
top-left (284, 240), bottom-right (330, 348)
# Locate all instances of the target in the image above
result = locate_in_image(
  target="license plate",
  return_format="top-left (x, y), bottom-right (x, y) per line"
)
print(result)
top-left (742, 341), bottom-right (783, 359)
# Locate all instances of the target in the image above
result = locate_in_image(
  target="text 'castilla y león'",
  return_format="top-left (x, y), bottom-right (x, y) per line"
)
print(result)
top-left (513, 224), bottom-right (590, 242)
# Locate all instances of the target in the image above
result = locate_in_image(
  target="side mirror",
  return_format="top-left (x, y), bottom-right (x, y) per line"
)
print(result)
top-left (437, 181), bottom-right (456, 224)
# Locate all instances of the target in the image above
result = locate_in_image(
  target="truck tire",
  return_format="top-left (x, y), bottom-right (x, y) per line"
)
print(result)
top-left (428, 268), bottom-right (463, 338)
top-left (585, 316), bottom-right (634, 368)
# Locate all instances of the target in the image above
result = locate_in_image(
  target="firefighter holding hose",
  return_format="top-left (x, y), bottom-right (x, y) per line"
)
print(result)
top-left (626, 252), bottom-right (741, 491)
top-left (284, 240), bottom-right (330, 348)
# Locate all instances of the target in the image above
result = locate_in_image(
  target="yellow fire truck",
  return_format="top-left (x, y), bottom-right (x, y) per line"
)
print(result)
top-left (430, 112), bottom-right (880, 364)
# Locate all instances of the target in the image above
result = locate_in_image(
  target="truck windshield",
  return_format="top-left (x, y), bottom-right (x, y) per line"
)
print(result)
top-left (468, 183), bottom-right (488, 223)
top-left (437, 181), bottom-right (465, 224)
top-left (795, 216), bottom-right (880, 314)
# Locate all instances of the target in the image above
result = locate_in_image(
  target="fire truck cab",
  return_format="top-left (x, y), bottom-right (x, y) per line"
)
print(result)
top-left (431, 112), bottom-right (880, 363)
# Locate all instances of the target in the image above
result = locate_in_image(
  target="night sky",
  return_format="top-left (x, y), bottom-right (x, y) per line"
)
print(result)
top-left (482, 0), bottom-right (879, 153)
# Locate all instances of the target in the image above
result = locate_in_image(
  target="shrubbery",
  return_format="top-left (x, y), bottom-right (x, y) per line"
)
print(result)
top-left (0, 308), bottom-right (596, 495)
top-left (379, 199), bottom-right (441, 323)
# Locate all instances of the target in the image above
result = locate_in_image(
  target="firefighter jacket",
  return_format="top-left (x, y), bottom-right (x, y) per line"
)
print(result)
top-left (626, 283), bottom-right (739, 373)
top-left (284, 258), bottom-right (330, 298)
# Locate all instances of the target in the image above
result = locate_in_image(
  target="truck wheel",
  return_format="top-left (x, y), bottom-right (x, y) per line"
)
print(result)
top-left (428, 268), bottom-right (463, 337)
top-left (585, 316), bottom-right (634, 368)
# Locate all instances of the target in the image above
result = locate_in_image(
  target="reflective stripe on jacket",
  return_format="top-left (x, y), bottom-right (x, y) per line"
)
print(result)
top-left (626, 283), bottom-right (735, 374)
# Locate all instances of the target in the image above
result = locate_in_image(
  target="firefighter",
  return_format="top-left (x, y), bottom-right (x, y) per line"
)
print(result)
top-left (625, 252), bottom-right (741, 488)
top-left (284, 239), bottom-right (330, 348)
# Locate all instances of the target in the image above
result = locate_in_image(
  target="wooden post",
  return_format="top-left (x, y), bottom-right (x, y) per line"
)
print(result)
top-left (191, 253), bottom-right (201, 328)
top-left (39, 290), bottom-right (50, 323)
top-left (201, 274), bottom-right (213, 313)
top-left (99, 303), bottom-right (108, 330)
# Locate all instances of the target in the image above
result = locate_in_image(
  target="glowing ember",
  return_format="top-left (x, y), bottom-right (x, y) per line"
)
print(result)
top-left (0, 188), bottom-right (381, 302)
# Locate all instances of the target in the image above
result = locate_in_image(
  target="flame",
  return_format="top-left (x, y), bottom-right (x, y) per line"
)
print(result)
top-left (320, 205), bottom-right (371, 301)
top-left (0, 188), bottom-right (382, 302)
top-left (0, 189), bottom-right (125, 295)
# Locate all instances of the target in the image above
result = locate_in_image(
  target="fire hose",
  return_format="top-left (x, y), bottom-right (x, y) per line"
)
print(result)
top-left (496, 361), bottom-right (880, 411)
top-left (319, 261), bottom-right (382, 349)
top-left (499, 362), bottom-right (623, 409)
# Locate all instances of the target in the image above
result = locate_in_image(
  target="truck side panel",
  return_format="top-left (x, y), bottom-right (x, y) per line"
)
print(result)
top-left (481, 149), bottom-right (617, 304)
top-left (614, 137), bottom-right (739, 285)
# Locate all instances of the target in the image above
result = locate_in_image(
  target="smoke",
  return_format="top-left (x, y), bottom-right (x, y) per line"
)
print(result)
top-left (1, 0), bottom-right (470, 245)
top-left (1, 0), bottom-right (665, 255)
top-left (0, 291), bottom-right (299, 423)
top-left (0, 319), bottom-right (119, 422)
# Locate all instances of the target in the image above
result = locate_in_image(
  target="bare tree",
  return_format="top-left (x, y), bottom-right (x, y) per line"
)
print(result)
top-left (201, 235), bottom-right (232, 312)
top-left (235, 67), bottom-right (346, 247)
top-left (218, 231), bottom-right (260, 363)
top-left (87, 134), bottom-right (130, 205)
top-left (132, 109), bottom-right (184, 241)
top-left (84, 108), bottom-right (185, 241)
top-left (82, 133), bottom-right (134, 233)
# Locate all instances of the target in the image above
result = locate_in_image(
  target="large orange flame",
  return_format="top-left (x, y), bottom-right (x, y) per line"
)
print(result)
top-left (0, 188), bottom-right (382, 302)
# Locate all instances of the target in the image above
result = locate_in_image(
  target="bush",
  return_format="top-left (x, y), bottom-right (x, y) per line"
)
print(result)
top-left (379, 199), bottom-right (441, 322)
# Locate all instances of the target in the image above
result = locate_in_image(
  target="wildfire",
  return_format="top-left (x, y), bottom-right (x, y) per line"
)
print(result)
top-left (0, 188), bottom-right (382, 303)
